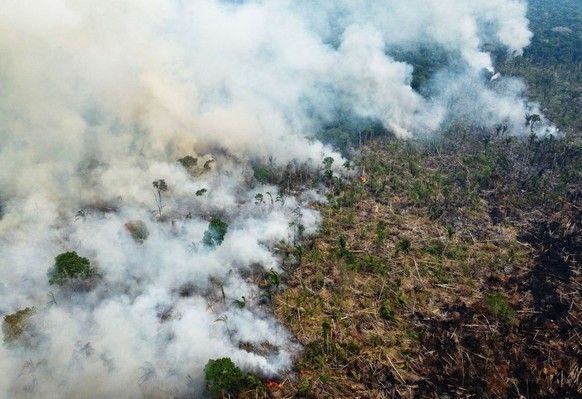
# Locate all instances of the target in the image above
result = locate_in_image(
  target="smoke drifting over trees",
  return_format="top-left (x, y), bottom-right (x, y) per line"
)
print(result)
top-left (0, 1), bottom-right (553, 397)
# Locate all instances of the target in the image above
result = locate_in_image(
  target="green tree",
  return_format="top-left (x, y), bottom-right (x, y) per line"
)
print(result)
top-left (47, 251), bottom-right (93, 286)
top-left (204, 357), bottom-right (244, 398)
top-left (202, 218), bottom-right (229, 248)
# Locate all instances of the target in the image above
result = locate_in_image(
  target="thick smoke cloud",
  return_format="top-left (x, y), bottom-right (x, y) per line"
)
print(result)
top-left (0, 0), bottom-right (541, 397)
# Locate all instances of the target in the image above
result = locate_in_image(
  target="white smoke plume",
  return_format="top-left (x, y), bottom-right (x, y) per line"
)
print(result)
top-left (0, 0), bottom-right (541, 397)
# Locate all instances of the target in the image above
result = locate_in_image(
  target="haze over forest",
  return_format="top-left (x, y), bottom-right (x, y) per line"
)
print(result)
top-left (1, 0), bottom-right (580, 398)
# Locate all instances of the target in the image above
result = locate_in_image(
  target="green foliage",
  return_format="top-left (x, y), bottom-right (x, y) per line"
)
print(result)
top-left (275, 192), bottom-right (286, 206)
top-left (359, 255), bottom-right (388, 275)
top-left (338, 234), bottom-right (347, 249)
top-left (253, 167), bottom-right (272, 184)
top-left (380, 300), bottom-right (395, 320)
top-left (317, 119), bottom-right (384, 154)
top-left (243, 373), bottom-right (261, 389)
top-left (289, 207), bottom-right (305, 246)
top-left (204, 159), bottom-right (215, 171)
top-left (485, 293), bottom-right (514, 325)
top-left (202, 218), bottom-right (229, 248)
top-left (48, 251), bottom-right (93, 286)
top-left (322, 156), bottom-right (335, 181)
top-left (254, 193), bottom-right (264, 205)
top-left (423, 239), bottom-right (446, 257)
top-left (124, 220), bottom-right (149, 243)
top-left (266, 269), bottom-right (280, 289)
top-left (389, 44), bottom-right (450, 92)
top-left (395, 237), bottom-right (411, 254)
top-left (204, 357), bottom-right (244, 398)
top-left (474, 164), bottom-right (496, 189)
top-left (233, 296), bottom-right (246, 309)
top-left (196, 188), bottom-right (208, 197)
top-left (320, 128), bottom-right (352, 154)
top-left (177, 155), bottom-right (197, 169)
top-left (322, 156), bottom-right (335, 170)
top-left (375, 221), bottom-right (387, 242)
top-left (334, 234), bottom-right (356, 263)
top-left (410, 181), bottom-right (434, 206)
top-left (297, 376), bottom-right (311, 397)
top-left (3, 307), bottom-right (34, 344)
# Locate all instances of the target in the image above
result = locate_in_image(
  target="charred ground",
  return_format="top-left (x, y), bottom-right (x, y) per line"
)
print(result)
top-left (240, 127), bottom-right (581, 399)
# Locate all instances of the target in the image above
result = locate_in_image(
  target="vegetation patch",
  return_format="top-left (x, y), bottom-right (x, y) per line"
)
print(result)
top-left (263, 131), bottom-right (582, 398)
top-left (202, 218), bottom-right (229, 248)
top-left (124, 220), bottom-right (149, 243)
top-left (485, 292), bottom-right (515, 325)
top-left (2, 307), bottom-right (35, 345)
top-left (47, 251), bottom-right (93, 286)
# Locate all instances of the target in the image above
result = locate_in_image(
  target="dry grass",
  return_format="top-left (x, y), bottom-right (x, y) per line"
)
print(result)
top-left (242, 134), bottom-right (582, 398)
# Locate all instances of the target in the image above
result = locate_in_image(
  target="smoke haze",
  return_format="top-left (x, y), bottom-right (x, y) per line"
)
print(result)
top-left (0, 0), bottom-right (546, 397)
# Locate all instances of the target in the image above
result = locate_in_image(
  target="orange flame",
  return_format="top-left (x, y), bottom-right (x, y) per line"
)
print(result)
top-left (360, 175), bottom-right (367, 184)
top-left (265, 381), bottom-right (282, 389)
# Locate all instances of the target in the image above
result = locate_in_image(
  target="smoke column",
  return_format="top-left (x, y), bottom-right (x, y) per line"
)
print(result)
top-left (0, 1), bottom-right (543, 397)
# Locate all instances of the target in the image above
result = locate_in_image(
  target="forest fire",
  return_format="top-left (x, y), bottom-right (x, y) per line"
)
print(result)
top-left (265, 381), bottom-right (282, 389)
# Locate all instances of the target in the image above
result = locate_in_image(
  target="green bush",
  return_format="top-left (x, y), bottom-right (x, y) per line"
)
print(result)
top-left (204, 357), bottom-right (244, 398)
top-left (47, 251), bottom-right (93, 286)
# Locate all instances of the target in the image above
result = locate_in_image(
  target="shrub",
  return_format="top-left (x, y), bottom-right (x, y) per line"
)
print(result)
top-left (204, 357), bottom-right (244, 398)
top-left (47, 251), bottom-right (93, 286)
